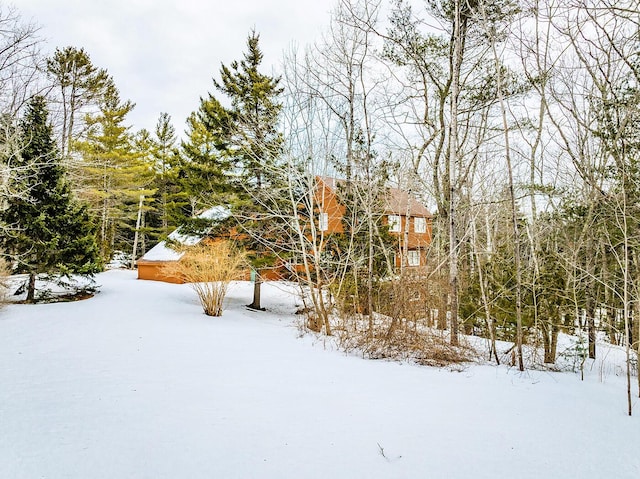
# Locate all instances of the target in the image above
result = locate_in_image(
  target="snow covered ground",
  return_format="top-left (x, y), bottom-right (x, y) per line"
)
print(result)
top-left (1, 270), bottom-right (639, 478)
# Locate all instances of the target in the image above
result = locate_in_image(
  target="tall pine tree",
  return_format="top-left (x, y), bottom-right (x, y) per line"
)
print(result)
top-left (214, 30), bottom-right (284, 192)
top-left (151, 112), bottom-right (187, 236)
top-left (46, 46), bottom-right (111, 158)
top-left (0, 96), bottom-right (100, 302)
top-left (183, 31), bottom-right (284, 308)
top-left (74, 83), bottom-right (154, 261)
top-left (183, 30), bottom-right (284, 206)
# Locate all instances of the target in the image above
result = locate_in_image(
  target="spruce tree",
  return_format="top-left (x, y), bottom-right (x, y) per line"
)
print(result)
top-left (183, 30), bottom-right (283, 203)
top-left (0, 96), bottom-right (100, 302)
top-left (213, 30), bottom-right (284, 191)
top-left (183, 31), bottom-right (284, 308)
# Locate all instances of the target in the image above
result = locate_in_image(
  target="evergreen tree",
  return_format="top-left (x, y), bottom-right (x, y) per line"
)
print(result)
top-left (151, 112), bottom-right (187, 236)
top-left (181, 99), bottom-right (234, 215)
top-left (183, 30), bottom-right (284, 308)
top-left (213, 30), bottom-right (284, 192)
top-left (0, 96), bottom-right (100, 302)
top-left (183, 30), bottom-right (284, 203)
top-left (46, 46), bottom-right (111, 158)
top-left (74, 83), bottom-right (154, 261)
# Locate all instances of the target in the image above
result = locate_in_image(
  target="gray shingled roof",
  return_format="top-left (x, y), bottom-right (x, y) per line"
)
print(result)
top-left (317, 176), bottom-right (431, 217)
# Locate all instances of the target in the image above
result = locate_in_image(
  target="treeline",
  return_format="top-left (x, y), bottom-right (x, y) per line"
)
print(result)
top-left (276, 0), bottom-right (640, 380)
top-left (2, 1), bottom-right (640, 405)
top-left (0, 11), bottom-right (184, 263)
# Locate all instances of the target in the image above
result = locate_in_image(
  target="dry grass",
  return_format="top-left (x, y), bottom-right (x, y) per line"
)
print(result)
top-left (163, 240), bottom-right (246, 317)
top-left (335, 312), bottom-right (476, 367)
top-left (330, 272), bottom-right (475, 366)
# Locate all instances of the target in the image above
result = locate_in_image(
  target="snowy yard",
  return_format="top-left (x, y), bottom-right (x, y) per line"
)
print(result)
top-left (1, 270), bottom-right (639, 478)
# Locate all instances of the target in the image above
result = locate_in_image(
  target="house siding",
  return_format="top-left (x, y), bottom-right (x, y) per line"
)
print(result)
top-left (316, 176), bottom-right (433, 269)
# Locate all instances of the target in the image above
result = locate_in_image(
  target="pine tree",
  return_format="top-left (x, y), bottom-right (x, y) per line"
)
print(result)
top-left (151, 112), bottom-right (187, 236)
top-left (46, 46), bottom-right (111, 158)
top-left (0, 96), bottom-right (100, 302)
top-left (74, 83), bottom-right (154, 261)
top-left (181, 99), bottom-right (235, 215)
top-left (184, 30), bottom-right (284, 308)
top-left (213, 30), bottom-right (284, 192)
top-left (183, 31), bottom-right (284, 205)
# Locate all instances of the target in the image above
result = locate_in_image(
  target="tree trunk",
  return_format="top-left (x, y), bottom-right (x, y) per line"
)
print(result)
top-left (542, 323), bottom-right (554, 364)
top-left (131, 194), bottom-right (144, 269)
top-left (587, 299), bottom-right (596, 359)
top-left (26, 272), bottom-right (36, 303)
top-left (471, 217), bottom-right (499, 364)
top-left (248, 271), bottom-right (263, 310)
top-left (542, 323), bottom-right (559, 364)
top-left (367, 217), bottom-right (374, 338)
top-left (481, 0), bottom-right (524, 370)
top-left (447, 0), bottom-right (463, 347)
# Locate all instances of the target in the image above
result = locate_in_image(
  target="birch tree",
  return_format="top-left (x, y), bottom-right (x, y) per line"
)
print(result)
top-left (0, 3), bottom-right (44, 212)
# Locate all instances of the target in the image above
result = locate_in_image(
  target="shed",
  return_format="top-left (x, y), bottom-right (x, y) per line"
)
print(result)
top-left (136, 206), bottom-right (231, 283)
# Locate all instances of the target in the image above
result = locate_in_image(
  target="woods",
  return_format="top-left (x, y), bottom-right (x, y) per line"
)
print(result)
top-left (2, 0), bottom-right (640, 409)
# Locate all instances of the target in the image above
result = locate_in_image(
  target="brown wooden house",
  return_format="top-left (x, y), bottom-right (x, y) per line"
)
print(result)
top-left (136, 206), bottom-right (284, 283)
top-left (136, 206), bottom-right (232, 283)
top-left (315, 176), bottom-right (433, 269)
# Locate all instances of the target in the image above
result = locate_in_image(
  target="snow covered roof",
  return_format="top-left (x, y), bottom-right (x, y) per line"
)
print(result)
top-left (139, 206), bottom-right (232, 262)
top-left (197, 205), bottom-right (232, 221)
top-left (139, 241), bottom-right (185, 262)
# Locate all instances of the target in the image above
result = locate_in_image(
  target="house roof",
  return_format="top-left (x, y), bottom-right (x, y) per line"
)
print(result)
top-left (139, 241), bottom-right (185, 262)
top-left (316, 176), bottom-right (431, 217)
top-left (138, 206), bottom-right (231, 263)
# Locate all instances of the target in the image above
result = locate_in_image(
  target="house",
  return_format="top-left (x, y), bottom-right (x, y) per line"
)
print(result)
top-left (136, 205), bottom-right (284, 283)
top-left (136, 206), bottom-right (231, 283)
top-left (314, 176), bottom-right (433, 269)
top-left (137, 178), bottom-right (432, 283)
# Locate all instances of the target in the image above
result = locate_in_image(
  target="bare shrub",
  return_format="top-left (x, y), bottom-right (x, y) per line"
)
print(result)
top-left (163, 240), bottom-right (246, 317)
top-left (376, 271), bottom-right (449, 330)
top-left (334, 272), bottom-right (475, 366)
top-left (335, 312), bottom-right (476, 366)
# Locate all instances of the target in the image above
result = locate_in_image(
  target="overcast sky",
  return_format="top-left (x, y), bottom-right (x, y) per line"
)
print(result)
top-left (19, 0), bottom-right (332, 136)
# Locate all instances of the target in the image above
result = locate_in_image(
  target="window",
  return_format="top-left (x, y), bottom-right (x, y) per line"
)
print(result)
top-left (407, 250), bottom-right (420, 267)
top-left (319, 212), bottom-right (329, 231)
top-left (414, 217), bottom-right (427, 234)
top-left (388, 214), bottom-right (401, 233)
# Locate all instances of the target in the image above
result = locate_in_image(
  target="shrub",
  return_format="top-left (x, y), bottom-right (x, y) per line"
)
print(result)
top-left (163, 240), bottom-right (246, 317)
top-left (332, 271), bottom-right (474, 366)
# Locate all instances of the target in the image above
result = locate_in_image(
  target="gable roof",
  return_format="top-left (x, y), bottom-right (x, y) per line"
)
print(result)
top-left (316, 176), bottom-right (431, 218)
top-left (138, 206), bottom-right (231, 263)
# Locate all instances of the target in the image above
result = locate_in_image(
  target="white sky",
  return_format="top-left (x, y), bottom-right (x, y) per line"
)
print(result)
top-left (18, 0), bottom-right (333, 136)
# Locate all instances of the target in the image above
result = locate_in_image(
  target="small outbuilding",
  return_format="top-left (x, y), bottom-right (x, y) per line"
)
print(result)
top-left (136, 206), bottom-right (231, 283)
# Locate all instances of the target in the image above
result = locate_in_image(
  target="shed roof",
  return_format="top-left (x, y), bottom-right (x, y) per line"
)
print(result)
top-left (138, 206), bottom-right (231, 263)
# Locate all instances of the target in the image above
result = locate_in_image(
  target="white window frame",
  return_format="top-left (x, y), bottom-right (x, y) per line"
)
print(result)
top-left (407, 250), bottom-right (420, 267)
top-left (388, 214), bottom-right (401, 233)
top-left (319, 212), bottom-right (329, 231)
top-left (414, 217), bottom-right (427, 234)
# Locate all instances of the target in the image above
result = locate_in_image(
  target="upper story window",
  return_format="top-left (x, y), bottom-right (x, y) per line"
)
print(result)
top-left (388, 214), bottom-right (401, 233)
top-left (319, 212), bottom-right (329, 231)
top-left (414, 217), bottom-right (427, 234)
